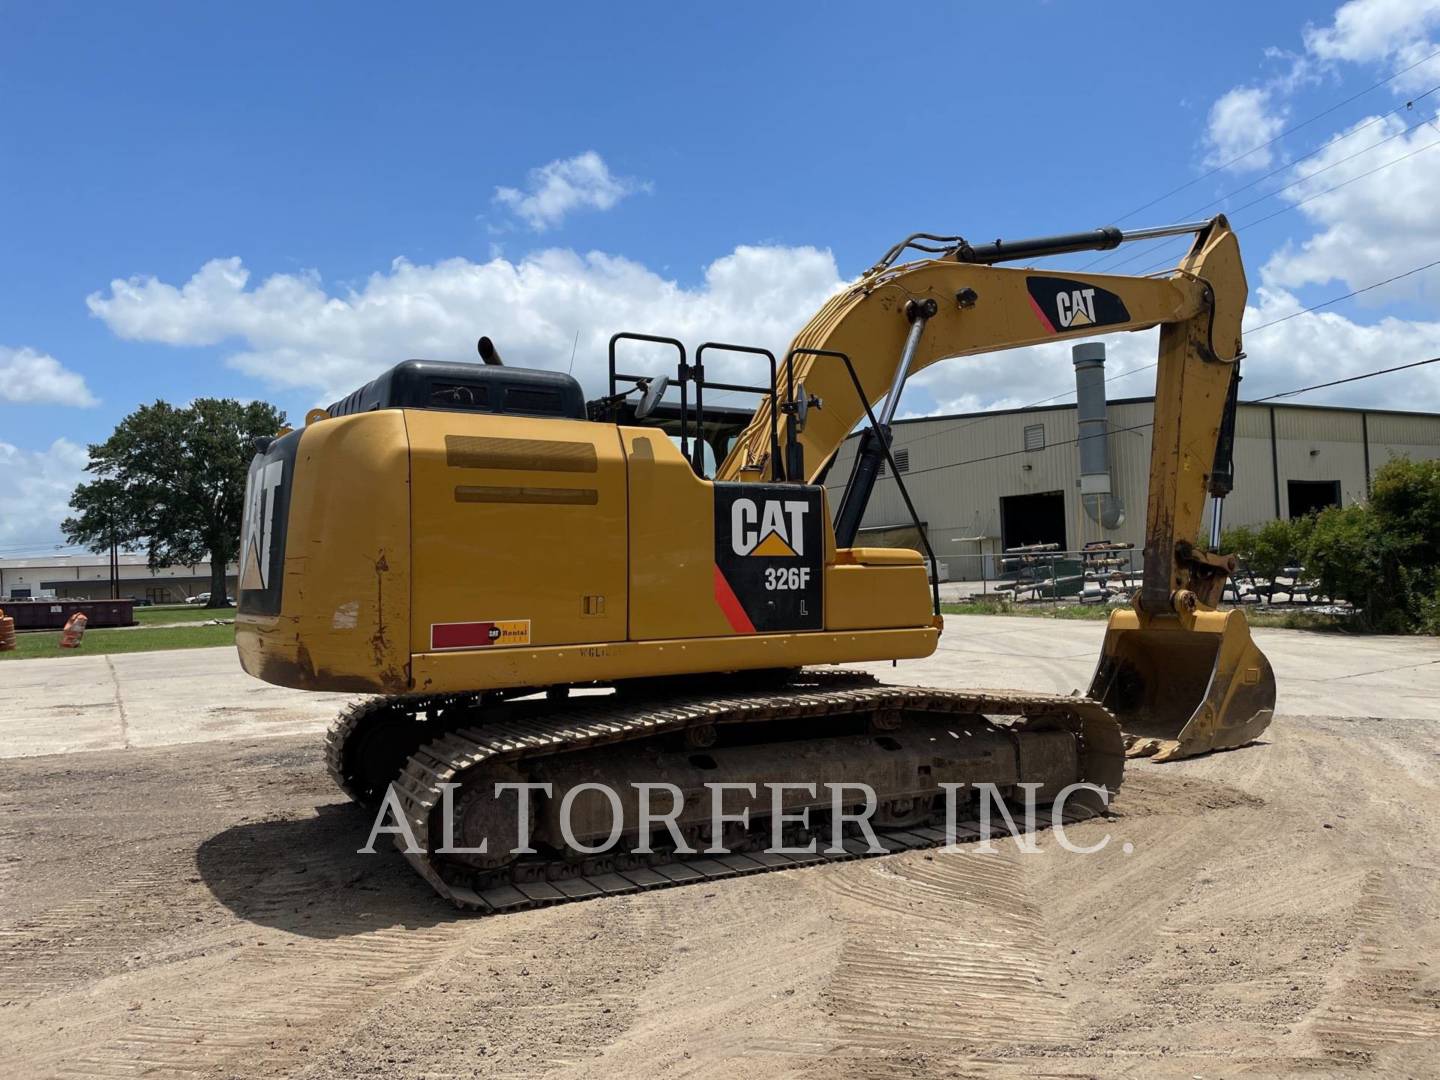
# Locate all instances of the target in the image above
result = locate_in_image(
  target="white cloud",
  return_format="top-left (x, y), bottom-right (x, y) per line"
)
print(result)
top-left (1261, 111), bottom-right (1440, 289)
top-left (1203, 0), bottom-right (1440, 180)
top-left (0, 438), bottom-right (89, 550)
top-left (906, 328), bottom-right (1163, 419)
top-left (492, 151), bottom-right (648, 231)
top-left (1239, 284), bottom-right (1440, 409)
top-left (88, 245), bottom-right (846, 404)
top-left (86, 225), bottom-right (1440, 425)
top-left (1183, 2), bottom-right (1440, 331)
top-left (1205, 87), bottom-right (1287, 171)
top-left (0, 346), bottom-right (98, 407)
top-left (1304, 0), bottom-right (1440, 67)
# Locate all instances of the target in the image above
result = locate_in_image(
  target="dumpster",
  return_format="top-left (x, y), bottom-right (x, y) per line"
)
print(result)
top-left (4, 598), bottom-right (136, 630)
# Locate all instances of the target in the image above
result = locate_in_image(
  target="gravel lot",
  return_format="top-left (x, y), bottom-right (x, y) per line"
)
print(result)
top-left (2, 616), bottom-right (1437, 1078)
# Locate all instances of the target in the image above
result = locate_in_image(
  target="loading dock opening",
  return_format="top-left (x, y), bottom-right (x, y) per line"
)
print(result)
top-left (1287, 480), bottom-right (1341, 519)
top-left (1000, 491), bottom-right (1067, 550)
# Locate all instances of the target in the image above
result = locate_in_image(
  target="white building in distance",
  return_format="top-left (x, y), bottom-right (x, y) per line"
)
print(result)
top-left (0, 553), bottom-right (238, 603)
top-left (826, 395), bottom-right (1440, 582)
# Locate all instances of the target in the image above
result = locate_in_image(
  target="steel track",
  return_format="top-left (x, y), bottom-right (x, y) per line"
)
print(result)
top-left (332, 673), bottom-right (1125, 913)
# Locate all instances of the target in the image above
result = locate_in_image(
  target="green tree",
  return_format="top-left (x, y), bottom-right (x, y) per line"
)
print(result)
top-left (1304, 502), bottom-right (1384, 622)
top-left (64, 398), bottom-right (286, 608)
top-left (1301, 458), bottom-right (1440, 632)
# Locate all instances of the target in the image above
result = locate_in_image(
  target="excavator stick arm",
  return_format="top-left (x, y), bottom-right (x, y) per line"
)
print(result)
top-left (718, 215), bottom-right (1274, 761)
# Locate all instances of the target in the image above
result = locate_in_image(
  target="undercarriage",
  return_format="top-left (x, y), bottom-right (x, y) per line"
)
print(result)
top-left (325, 672), bottom-right (1125, 913)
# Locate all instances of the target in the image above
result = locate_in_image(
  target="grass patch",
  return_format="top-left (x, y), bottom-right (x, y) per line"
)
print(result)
top-left (133, 604), bottom-right (234, 626)
top-left (0, 622), bottom-right (235, 661)
top-left (1244, 609), bottom-right (1356, 631)
top-left (941, 598), bottom-right (1359, 632)
top-left (942, 599), bottom-right (1110, 620)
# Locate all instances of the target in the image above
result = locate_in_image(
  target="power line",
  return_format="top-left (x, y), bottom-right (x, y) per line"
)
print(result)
top-left (717, 252), bottom-right (1438, 459)
top-left (1247, 257), bottom-right (1440, 333)
top-left (1122, 134), bottom-right (1440, 280)
top-left (732, 110), bottom-right (1440, 419)
top-left (1230, 111), bottom-right (1437, 216)
top-left (1084, 86), bottom-right (1440, 273)
top-left (1118, 127), bottom-right (1440, 277)
top-left (1242, 134), bottom-right (1440, 229)
top-left (1251, 355), bottom-right (1440, 403)
top-left (1090, 101), bottom-right (1440, 275)
top-left (877, 350), bottom-right (1440, 484)
top-left (1105, 45), bottom-right (1440, 226)
top-left (1081, 255), bottom-right (1440, 393)
top-left (877, 419), bottom-right (1158, 482)
top-left (0, 545), bottom-right (87, 558)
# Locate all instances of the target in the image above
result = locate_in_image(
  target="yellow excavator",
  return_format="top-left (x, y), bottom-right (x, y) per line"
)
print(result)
top-left (236, 214), bottom-right (1275, 911)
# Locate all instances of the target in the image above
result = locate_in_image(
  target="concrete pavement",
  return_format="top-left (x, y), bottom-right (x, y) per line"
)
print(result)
top-left (855, 614), bottom-right (1440, 722)
top-left (0, 648), bottom-right (354, 758)
top-left (2, 614), bottom-right (1436, 759)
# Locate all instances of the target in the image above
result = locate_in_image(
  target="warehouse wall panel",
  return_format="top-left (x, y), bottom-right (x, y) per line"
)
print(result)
top-left (825, 399), bottom-right (1440, 580)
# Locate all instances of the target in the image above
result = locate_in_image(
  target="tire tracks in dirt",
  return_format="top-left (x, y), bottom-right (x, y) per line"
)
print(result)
top-left (817, 847), bottom-right (1077, 1051)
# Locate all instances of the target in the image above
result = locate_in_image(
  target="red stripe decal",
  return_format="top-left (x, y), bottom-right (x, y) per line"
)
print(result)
top-left (431, 621), bottom-right (495, 650)
top-left (712, 564), bottom-right (756, 634)
top-left (1027, 292), bottom-right (1057, 334)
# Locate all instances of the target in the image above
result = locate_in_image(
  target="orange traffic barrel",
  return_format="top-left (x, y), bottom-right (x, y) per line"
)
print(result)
top-left (0, 608), bottom-right (14, 652)
top-left (58, 611), bottom-right (89, 649)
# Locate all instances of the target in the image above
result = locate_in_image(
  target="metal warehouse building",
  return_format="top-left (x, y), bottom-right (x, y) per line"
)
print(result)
top-left (0, 553), bottom-right (238, 603)
top-left (826, 352), bottom-right (1440, 582)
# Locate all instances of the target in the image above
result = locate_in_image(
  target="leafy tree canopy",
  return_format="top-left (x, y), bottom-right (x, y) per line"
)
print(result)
top-left (64, 398), bottom-right (286, 607)
top-left (1305, 457), bottom-right (1440, 633)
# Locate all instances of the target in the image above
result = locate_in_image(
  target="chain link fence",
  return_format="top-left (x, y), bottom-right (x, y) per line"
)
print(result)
top-left (934, 545), bottom-right (1343, 610)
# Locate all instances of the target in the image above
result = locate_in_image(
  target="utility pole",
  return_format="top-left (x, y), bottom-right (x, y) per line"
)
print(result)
top-left (107, 499), bottom-right (119, 600)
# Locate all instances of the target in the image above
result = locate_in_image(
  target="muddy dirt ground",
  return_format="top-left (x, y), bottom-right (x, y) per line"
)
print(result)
top-left (3, 707), bottom-right (1438, 1079)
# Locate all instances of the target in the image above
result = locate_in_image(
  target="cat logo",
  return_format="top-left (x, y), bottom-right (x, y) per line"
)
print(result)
top-left (1025, 276), bottom-right (1130, 335)
top-left (730, 497), bottom-right (808, 558)
top-left (1055, 287), bottom-right (1097, 328)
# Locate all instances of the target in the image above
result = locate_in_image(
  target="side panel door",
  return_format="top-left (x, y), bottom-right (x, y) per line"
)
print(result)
top-left (408, 411), bottom-right (628, 653)
top-left (623, 428), bottom-right (734, 641)
top-left (624, 427), bottom-right (828, 640)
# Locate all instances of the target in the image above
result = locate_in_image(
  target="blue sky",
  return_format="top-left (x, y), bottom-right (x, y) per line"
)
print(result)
top-left (4, 1), bottom-right (1440, 552)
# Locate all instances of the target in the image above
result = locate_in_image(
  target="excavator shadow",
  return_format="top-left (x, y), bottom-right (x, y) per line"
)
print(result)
top-left (195, 802), bottom-right (461, 938)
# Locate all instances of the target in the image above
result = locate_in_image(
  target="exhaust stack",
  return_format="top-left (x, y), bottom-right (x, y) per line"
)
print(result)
top-left (477, 336), bottom-right (504, 366)
top-left (1073, 342), bottom-right (1125, 530)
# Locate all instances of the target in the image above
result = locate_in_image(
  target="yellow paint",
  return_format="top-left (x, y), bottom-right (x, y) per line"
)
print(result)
top-left (236, 410), bottom-right (411, 693)
top-left (408, 410), bottom-right (628, 653)
top-left (411, 626), bottom-right (939, 693)
top-left (825, 564), bottom-right (929, 630)
top-left (623, 429), bottom-right (735, 641)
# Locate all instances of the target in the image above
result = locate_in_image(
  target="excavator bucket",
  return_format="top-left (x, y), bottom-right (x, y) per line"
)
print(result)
top-left (1087, 607), bottom-right (1275, 762)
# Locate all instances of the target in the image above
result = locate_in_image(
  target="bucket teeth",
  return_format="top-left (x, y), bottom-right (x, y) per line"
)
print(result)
top-left (1123, 736), bottom-right (1166, 759)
